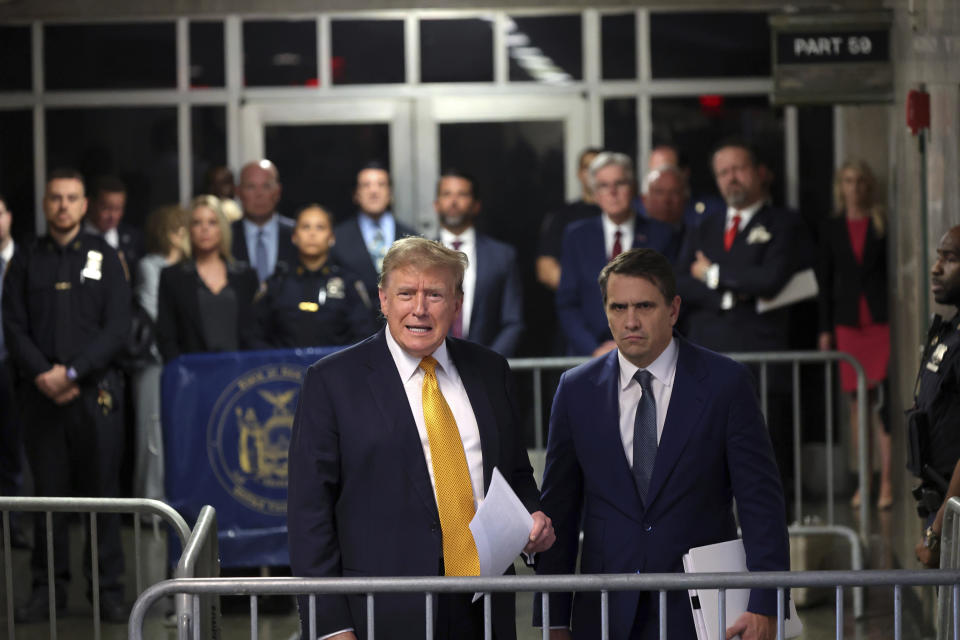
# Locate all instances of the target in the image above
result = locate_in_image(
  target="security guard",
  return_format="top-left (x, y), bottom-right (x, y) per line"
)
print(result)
top-left (258, 204), bottom-right (377, 348)
top-left (910, 225), bottom-right (960, 567)
top-left (1, 169), bottom-right (131, 622)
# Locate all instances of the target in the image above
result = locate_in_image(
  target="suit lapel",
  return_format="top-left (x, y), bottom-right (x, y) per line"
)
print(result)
top-left (585, 218), bottom-right (608, 276)
top-left (644, 339), bottom-right (707, 508)
top-left (448, 338), bottom-right (499, 491)
top-left (364, 330), bottom-right (439, 521)
top-left (469, 237), bottom-right (491, 342)
top-left (592, 352), bottom-right (643, 514)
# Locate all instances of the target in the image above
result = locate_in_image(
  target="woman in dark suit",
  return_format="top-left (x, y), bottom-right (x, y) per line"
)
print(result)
top-left (817, 160), bottom-right (892, 509)
top-left (157, 195), bottom-right (263, 361)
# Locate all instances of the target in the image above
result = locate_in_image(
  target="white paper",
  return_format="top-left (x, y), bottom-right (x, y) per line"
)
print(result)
top-left (756, 268), bottom-right (819, 313)
top-left (469, 467), bottom-right (534, 579)
top-left (683, 538), bottom-right (802, 640)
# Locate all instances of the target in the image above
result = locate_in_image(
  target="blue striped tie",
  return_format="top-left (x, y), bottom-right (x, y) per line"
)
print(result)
top-left (632, 369), bottom-right (657, 503)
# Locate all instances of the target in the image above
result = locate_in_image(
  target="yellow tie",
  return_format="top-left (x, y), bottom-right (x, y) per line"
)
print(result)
top-left (420, 356), bottom-right (481, 576)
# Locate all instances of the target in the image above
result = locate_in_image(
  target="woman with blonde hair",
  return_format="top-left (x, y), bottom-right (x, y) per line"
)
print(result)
top-left (817, 159), bottom-right (892, 509)
top-left (156, 195), bottom-right (263, 361)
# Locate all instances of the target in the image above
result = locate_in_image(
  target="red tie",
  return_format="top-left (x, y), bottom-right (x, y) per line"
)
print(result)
top-left (611, 230), bottom-right (623, 260)
top-left (724, 214), bottom-right (741, 252)
top-left (451, 240), bottom-right (464, 338)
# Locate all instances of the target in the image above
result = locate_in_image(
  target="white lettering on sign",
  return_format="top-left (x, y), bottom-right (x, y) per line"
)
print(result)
top-left (793, 35), bottom-right (875, 57)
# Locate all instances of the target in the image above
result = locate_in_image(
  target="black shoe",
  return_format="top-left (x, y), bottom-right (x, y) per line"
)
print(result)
top-left (15, 590), bottom-right (67, 623)
top-left (98, 591), bottom-right (129, 624)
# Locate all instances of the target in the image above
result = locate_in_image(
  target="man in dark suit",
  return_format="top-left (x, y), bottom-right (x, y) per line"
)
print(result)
top-left (288, 237), bottom-right (555, 640)
top-left (84, 175), bottom-right (144, 281)
top-left (434, 169), bottom-right (523, 357)
top-left (634, 144), bottom-right (725, 230)
top-left (330, 161), bottom-right (417, 316)
top-left (233, 159), bottom-right (297, 283)
top-left (535, 248), bottom-right (789, 640)
top-left (557, 152), bottom-right (682, 357)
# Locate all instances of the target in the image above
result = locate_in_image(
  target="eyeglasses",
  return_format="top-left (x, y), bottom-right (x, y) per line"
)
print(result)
top-left (594, 179), bottom-right (632, 193)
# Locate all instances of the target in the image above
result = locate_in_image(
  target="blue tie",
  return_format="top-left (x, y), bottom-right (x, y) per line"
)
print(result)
top-left (370, 227), bottom-right (386, 272)
top-left (255, 229), bottom-right (270, 282)
top-left (632, 369), bottom-right (658, 503)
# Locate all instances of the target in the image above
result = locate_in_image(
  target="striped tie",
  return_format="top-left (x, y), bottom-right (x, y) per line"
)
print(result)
top-left (420, 356), bottom-right (480, 576)
top-left (632, 369), bottom-right (658, 503)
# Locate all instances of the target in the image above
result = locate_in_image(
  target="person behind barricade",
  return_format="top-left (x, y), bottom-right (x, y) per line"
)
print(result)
top-left (156, 195), bottom-right (264, 362)
top-left (816, 160), bottom-right (893, 510)
top-left (84, 175), bottom-right (145, 281)
top-left (288, 236), bottom-right (555, 640)
top-left (910, 225), bottom-right (960, 567)
top-left (534, 248), bottom-right (790, 640)
top-left (256, 204), bottom-right (376, 348)
top-left (233, 159), bottom-right (297, 284)
top-left (2, 169), bottom-right (131, 623)
top-left (131, 204), bottom-right (190, 503)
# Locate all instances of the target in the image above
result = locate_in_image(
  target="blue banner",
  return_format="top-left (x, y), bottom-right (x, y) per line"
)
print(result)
top-left (162, 347), bottom-right (340, 567)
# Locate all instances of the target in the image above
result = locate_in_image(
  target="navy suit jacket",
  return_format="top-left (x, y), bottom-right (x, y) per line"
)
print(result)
top-left (557, 214), bottom-right (682, 355)
top-left (230, 215), bottom-right (297, 277)
top-left (331, 216), bottom-right (418, 312)
top-left (459, 233), bottom-right (524, 358)
top-left (675, 205), bottom-right (800, 353)
top-left (534, 338), bottom-right (789, 639)
top-left (288, 329), bottom-right (541, 640)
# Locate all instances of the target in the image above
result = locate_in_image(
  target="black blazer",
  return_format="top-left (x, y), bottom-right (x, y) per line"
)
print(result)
top-left (288, 329), bottom-right (540, 640)
top-left (230, 215), bottom-right (297, 276)
top-left (816, 215), bottom-right (888, 331)
top-left (156, 259), bottom-right (265, 362)
top-left (330, 215), bottom-right (418, 306)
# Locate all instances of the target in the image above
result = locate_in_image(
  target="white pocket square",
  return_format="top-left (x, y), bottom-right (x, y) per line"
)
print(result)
top-left (746, 225), bottom-right (771, 244)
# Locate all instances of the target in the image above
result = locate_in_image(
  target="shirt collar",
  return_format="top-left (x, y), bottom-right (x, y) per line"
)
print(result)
top-left (358, 211), bottom-right (394, 233)
top-left (243, 214), bottom-right (278, 236)
top-left (440, 226), bottom-right (475, 249)
top-left (384, 326), bottom-right (454, 384)
top-left (617, 337), bottom-right (679, 391)
top-left (0, 240), bottom-right (13, 264)
top-left (601, 211), bottom-right (635, 236)
top-left (726, 200), bottom-right (764, 228)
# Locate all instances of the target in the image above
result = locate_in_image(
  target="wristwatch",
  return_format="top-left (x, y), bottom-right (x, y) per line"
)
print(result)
top-left (923, 526), bottom-right (941, 552)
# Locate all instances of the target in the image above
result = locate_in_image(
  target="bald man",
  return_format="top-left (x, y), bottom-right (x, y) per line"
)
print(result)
top-left (233, 160), bottom-right (297, 283)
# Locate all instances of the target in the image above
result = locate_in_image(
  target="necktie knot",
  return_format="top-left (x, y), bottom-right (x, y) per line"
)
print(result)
top-left (452, 240), bottom-right (463, 251)
top-left (420, 356), bottom-right (439, 376)
top-left (634, 369), bottom-right (653, 391)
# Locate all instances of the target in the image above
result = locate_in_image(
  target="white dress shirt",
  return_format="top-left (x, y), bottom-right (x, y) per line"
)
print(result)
top-left (439, 226), bottom-right (476, 336)
top-left (84, 221), bottom-right (119, 249)
top-left (616, 338), bottom-right (679, 466)
top-left (601, 213), bottom-right (635, 259)
top-left (385, 327), bottom-right (486, 508)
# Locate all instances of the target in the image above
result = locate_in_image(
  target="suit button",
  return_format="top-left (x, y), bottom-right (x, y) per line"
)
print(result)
top-left (643, 523), bottom-right (653, 532)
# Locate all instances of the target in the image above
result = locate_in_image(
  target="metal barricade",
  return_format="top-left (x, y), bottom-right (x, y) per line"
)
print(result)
top-left (938, 497), bottom-right (960, 638)
top-left (509, 350), bottom-right (870, 617)
top-left (129, 570), bottom-right (960, 640)
top-left (0, 496), bottom-right (200, 640)
top-left (173, 505), bottom-right (220, 640)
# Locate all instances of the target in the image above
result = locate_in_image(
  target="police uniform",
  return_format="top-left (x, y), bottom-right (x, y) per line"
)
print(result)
top-left (1, 231), bottom-right (130, 606)
top-left (908, 313), bottom-right (960, 520)
top-left (257, 260), bottom-right (377, 348)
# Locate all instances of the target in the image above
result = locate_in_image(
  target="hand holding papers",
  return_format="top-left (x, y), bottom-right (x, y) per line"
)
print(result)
top-left (469, 467), bottom-right (534, 578)
top-left (756, 268), bottom-right (819, 313)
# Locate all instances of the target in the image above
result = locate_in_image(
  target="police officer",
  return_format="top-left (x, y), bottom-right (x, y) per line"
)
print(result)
top-left (2, 169), bottom-right (131, 622)
top-left (910, 225), bottom-right (960, 567)
top-left (258, 204), bottom-right (376, 348)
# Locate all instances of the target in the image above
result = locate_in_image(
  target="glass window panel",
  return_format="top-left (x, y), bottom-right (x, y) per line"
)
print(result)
top-left (243, 20), bottom-right (318, 87)
top-left (508, 15), bottom-right (582, 83)
top-left (0, 26), bottom-right (32, 92)
top-left (603, 98), bottom-right (638, 164)
top-left (651, 96), bottom-right (784, 205)
top-left (331, 19), bottom-right (405, 85)
top-left (192, 106), bottom-right (228, 197)
top-left (420, 19), bottom-right (493, 83)
top-left (46, 107), bottom-right (179, 230)
top-left (0, 110), bottom-right (35, 239)
top-left (44, 23), bottom-right (176, 90)
top-left (650, 12), bottom-right (770, 78)
top-left (797, 105), bottom-right (834, 225)
top-left (601, 14), bottom-right (636, 80)
top-left (439, 120), bottom-right (565, 359)
top-left (263, 123), bottom-right (390, 223)
top-left (190, 21), bottom-right (225, 88)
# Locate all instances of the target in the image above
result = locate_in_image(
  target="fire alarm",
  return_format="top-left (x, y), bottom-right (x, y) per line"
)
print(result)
top-left (907, 89), bottom-right (930, 135)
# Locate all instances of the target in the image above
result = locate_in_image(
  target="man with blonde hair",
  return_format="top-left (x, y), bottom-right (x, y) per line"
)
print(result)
top-left (289, 236), bottom-right (554, 640)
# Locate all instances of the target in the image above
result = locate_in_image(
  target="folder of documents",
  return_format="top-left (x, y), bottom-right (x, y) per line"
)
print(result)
top-left (756, 268), bottom-right (819, 313)
top-left (682, 538), bottom-right (802, 640)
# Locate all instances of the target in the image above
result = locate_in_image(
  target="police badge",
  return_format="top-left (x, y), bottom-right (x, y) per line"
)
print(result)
top-left (326, 277), bottom-right (345, 299)
top-left (81, 250), bottom-right (103, 281)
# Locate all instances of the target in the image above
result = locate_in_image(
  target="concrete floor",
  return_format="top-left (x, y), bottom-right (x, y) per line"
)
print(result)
top-left (0, 502), bottom-right (934, 639)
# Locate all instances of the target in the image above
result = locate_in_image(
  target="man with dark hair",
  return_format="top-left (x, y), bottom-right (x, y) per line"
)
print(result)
top-left (204, 165), bottom-right (236, 200)
top-left (233, 159), bottom-right (297, 283)
top-left (556, 152), bottom-right (680, 357)
top-left (85, 175), bottom-right (144, 279)
top-left (331, 161), bottom-right (417, 317)
top-left (3, 169), bottom-right (131, 622)
top-left (434, 169), bottom-right (523, 357)
top-left (535, 248), bottom-right (789, 640)
top-left (289, 236), bottom-right (554, 640)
